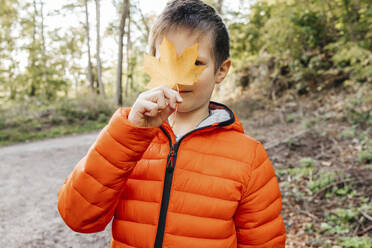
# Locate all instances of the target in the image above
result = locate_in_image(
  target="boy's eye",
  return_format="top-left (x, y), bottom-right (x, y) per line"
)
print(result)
top-left (195, 60), bottom-right (204, 66)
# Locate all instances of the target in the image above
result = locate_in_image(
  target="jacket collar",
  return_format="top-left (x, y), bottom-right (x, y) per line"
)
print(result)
top-left (160, 101), bottom-right (244, 140)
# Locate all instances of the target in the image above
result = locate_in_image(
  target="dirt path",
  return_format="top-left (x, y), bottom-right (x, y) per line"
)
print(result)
top-left (0, 131), bottom-right (111, 248)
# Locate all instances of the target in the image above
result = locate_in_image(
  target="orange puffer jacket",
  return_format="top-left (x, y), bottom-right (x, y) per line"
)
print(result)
top-left (58, 101), bottom-right (286, 248)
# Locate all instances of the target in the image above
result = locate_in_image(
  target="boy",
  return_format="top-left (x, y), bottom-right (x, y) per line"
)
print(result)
top-left (57, 0), bottom-right (286, 247)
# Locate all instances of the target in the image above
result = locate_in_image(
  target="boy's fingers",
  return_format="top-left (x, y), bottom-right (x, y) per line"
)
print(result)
top-left (173, 89), bottom-right (183, 102)
top-left (144, 90), bottom-right (167, 110)
top-left (161, 87), bottom-right (183, 107)
top-left (157, 96), bottom-right (167, 110)
top-left (141, 100), bottom-right (158, 117)
top-left (160, 85), bottom-right (181, 100)
top-left (139, 85), bottom-right (182, 110)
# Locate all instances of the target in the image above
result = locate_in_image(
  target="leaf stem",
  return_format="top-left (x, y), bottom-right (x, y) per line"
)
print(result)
top-left (171, 84), bottom-right (179, 129)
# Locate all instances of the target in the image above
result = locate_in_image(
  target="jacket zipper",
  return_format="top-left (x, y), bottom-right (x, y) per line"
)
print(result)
top-left (154, 102), bottom-right (236, 248)
top-left (154, 127), bottom-right (177, 248)
top-left (154, 126), bottom-right (214, 248)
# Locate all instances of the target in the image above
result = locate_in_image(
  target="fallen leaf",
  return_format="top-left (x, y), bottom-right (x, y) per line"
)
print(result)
top-left (144, 36), bottom-right (206, 89)
top-left (321, 161), bottom-right (332, 166)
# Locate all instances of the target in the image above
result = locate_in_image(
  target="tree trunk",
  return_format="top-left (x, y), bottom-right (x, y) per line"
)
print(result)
top-left (115, 0), bottom-right (130, 106)
top-left (137, 3), bottom-right (149, 43)
top-left (39, 0), bottom-right (50, 99)
top-left (125, 2), bottom-right (132, 99)
top-left (30, 0), bottom-right (37, 97)
top-left (95, 0), bottom-right (105, 97)
top-left (9, 61), bottom-right (16, 100)
top-left (216, 0), bottom-right (224, 14)
top-left (84, 0), bottom-right (95, 93)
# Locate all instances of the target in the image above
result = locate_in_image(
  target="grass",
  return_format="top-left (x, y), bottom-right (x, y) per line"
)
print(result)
top-left (0, 121), bottom-right (106, 146)
top-left (0, 93), bottom-right (120, 147)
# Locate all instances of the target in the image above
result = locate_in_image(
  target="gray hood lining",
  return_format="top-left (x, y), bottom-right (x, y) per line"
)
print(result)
top-left (173, 105), bottom-right (231, 141)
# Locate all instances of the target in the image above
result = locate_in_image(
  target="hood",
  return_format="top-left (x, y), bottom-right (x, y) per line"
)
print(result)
top-left (199, 101), bottom-right (244, 133)
top-left (164, 101), bottom-right (244, 141)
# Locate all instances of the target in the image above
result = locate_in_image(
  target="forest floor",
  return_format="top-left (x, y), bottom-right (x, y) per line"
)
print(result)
top-left (0, 87), bottom-right (371, 247)
top-left (228, 86), bottom-right (372, 247)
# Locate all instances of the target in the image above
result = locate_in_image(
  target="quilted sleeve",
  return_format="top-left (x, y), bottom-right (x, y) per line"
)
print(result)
top-left (57, 107), bottom-right (159, 233)
top-left (234, 142), bottom-right (286, 247)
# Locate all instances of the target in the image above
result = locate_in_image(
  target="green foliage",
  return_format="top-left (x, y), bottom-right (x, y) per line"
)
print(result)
top-left (339, 128), bottom-right (357, 140)
top-left (359, 140), bottom-right (372, 164)
top-left (0, 121), bottom-right (106, 146)
top-left (331, 208), bottom-right (358, 224)
top-left (344, 95), bottom-right (372, 127)
top-left (284, 157), bottom-right (316, 181)
top-left (228, 2), bottom-right (271, 60)
top-left (321, 207), bottom-right (358, 235)
top-left (288, 167), bottom-right (313, 180)
top-left (317, 201), bottom-right (372, 243)
top-left (299, 157), bottom-right (316, 168)
top-left (332, 185), bottom-right (356, 197)
top-left (232, 0), bottom-right (372, 93)
top-left (307, 170), bottom-right (336, 194)
top-left (320, 221), bottom-right (349, 235)
top-left (290, 10), bottom-right (329, 50)
top-left (337, 237), bottom-right (372, 248)
top-left (260, 6), bottom-right (332, 59)
top-left (0, 94), bottom-right (115, 146)
top-left (329, 42), bottom-right (372, 83)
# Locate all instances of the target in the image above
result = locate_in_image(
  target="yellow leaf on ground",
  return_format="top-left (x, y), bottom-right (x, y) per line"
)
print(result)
top-left (144, 37), bottom-right (206, 90)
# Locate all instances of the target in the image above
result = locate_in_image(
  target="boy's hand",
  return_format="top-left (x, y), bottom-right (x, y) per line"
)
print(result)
top-left (128, 85), bottom-right (183, 127)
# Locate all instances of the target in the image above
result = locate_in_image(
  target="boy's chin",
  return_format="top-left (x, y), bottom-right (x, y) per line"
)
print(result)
top-left (176, 101), bottom-right (203, 113)
top-left (175, 102), bottom-right (191, 113)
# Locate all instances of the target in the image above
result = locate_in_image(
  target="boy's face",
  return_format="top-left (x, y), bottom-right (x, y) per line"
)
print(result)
top-left (155, 27), bottom-right (228, 113)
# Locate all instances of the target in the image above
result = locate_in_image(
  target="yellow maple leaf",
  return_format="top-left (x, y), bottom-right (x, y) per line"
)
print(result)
top-left (144, 37), bottom-right (206, 90)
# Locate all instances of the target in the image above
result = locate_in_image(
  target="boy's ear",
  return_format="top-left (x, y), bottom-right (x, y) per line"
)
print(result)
top-left (215, 59), bottom-right (231, 84)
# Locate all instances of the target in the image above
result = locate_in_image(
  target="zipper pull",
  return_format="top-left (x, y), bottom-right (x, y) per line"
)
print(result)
top-left (166, 145), bottom-right (176, 172)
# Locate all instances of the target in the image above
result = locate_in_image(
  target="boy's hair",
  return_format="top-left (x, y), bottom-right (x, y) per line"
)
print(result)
top-left (149, 0), bottom-right (230, 72)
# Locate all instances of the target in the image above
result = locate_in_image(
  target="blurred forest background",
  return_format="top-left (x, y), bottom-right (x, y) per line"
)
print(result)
top-left (0, 0), bottom-right (371, 247)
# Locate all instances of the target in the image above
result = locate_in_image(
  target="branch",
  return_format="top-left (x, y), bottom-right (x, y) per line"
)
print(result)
top-left (358, 225), bottom-right (372, 235)
top-left (358, 208), bottom-right (372, 222)
top-left (287, 206), bottom-right (319, 220)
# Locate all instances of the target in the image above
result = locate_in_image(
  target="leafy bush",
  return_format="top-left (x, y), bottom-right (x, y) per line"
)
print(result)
top-left (290, 10), bottom-right (330, 50)
top-left (55, 94), bottom-right (114, 124)
top-left (329, 42), bottom-right (372, 84)
top-left (232, 0), bottom-right (372, 95)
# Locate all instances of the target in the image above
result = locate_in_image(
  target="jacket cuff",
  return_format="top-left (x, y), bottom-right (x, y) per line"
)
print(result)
top-left (106, 107), bottom-right (160, 152)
